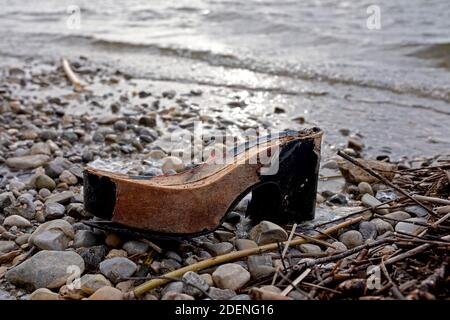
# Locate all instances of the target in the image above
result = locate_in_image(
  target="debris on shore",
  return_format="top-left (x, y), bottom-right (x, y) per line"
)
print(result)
top-left (0, 58), bottom-right (449, 300)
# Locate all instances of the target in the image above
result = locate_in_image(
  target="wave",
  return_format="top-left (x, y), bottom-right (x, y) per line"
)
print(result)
top-left (11, 32), bottom-right (450, 104)
top-left (86, 36), bottom-right (450, 103)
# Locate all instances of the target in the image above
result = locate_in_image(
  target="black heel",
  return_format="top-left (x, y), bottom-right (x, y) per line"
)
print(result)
top-left (246, 133), bottom-right (321, 224)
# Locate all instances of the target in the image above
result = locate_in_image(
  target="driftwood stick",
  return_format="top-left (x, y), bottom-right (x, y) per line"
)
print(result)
top-left (374, 214), bottom-right (450, 231)
top-left (282, 223), bottom-right (297, 258)
top-left (433, 211), bottom-right (450, 226)
top-left (140, 238), bottom-right (163, 254)
top-left (295, 233), bottom-right (337, 249)
top-left (337, 150), bottom-right (436, 217)
top-left (436, 205), bottom-right (450, 215)
top-left (385, 235), bottom-right (450, 265)
top-left (295, 237), bottom-right (393, 269)
top-left (302, 282), bottom-right (341, 294)
top-left (280, 268), bottom-right (311, 296)
top-left (380, 260), bottom-right (406, 300)
top-left (61, 58), bottom-right (84, 92)
top-left (313, 197), bottom-right (404, 228)
top-left (132, 216), bottom-right (363, 297)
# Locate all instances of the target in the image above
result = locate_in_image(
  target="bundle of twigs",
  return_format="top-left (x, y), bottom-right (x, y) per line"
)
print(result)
top-left (244, 154), bottom-right (450, 300)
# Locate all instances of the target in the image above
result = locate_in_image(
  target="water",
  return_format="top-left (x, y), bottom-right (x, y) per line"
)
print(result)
top-left (1, 0), bottom-right (449, 158)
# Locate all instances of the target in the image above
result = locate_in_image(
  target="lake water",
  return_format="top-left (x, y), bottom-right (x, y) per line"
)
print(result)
top-left (1, 0), bottom-right (449, 158)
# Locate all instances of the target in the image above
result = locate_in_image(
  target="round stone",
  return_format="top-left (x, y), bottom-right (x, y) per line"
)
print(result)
top-left (3, 215), bottom-right (32, 228)
top-left (212, 263), bottom-right (250, 291)
top-left (358, 182), bottom-right (373, 196)
top-left (35, 175), bottom-right (56, 191)
top-left (161, 156), bottom-right (185, 174)
top-left (339, 230), bottom-right (363, 249)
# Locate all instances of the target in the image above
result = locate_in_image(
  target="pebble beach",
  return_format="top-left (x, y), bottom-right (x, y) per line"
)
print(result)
top-left (1, 58), bottom-right (449, 300)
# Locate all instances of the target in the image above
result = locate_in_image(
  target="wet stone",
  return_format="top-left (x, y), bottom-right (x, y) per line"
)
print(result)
top-left (45, 191), bottom-right (74, 205)
top-left (247, 255), bottom-right (274, 279)
top-left (60, 130), bottom-right (76, 143)
top-left (99, 257), bottom-right (137, 283)
top-left (138, 116), bottom-right (156, 127)
top-left (182, 271), bottom-right (210, 297)
top-left (31, 230), bottom-right (71, 251)
top-left (30, 288), bottom-right (60, 300)
top-left (162, 90), bottom-right (176, 99)
top-left (67, 203), bottom-right (86, 218)
top-left (45, 157), bottom-right (73, 178)
top-left (203, 242), bottom-right (234, 256)
top-left (5, 250), bottom-right (84, 290)
top-left (15, 234), bottom-right (30, 246)
top-left (347, 137), bottom-right (365, 151)
top-left (123, 240), bottom-right (149, 256)
top-left (298, 243), bottom-right (322, 254)
top-left (76, 245), bottom-right (108, 271)
top-left (0, 240), bottom-right (18, 254)
top-left (160, 259), bottom-right (181, 273)
top-left (339, 230), bottom-right (363, 249)
top-left (358, 182), bottom-right (373, 196)
top-left (214, 230), bottom-right (235, 242)
top-left (249, 221), bottom-right (288, 245)
top-left (328, 193), bottom-right (348, 205)
top-left (80, 274), bottom-right (112, 295)
top-left (235, 239), bottom-right (258, 251)
top-left (34, 175), bottom-right (56, 190)
top-left (10, 180), bottom-right (26, 192)
top-left (361, 194), bottom-right (389, 215)
top-left (38, 188), bottom-right (52, 199)
top-left (404, 205), bottom-right (429, 218)
top-left (105, 234), bottom-right (123, 248)
top-left (29, 219), bottom-right (74, 249)
top-left (161, 156), bottom-right (185, 173)
top-left (59, 170), bottom-right (78, 185)
top-left (39, 129), bottom-right (58, 141)
top-left (44, 202), bottom-right (65, 220)
top-left (3, 215), bottom-right (31, 228)
top-left (6, 155), bottom-right (50, 170)
top-left (165, 251), bottom-right (182, 263)
top-left (260, 285), bottom-right (282, 294)
top-left (371, 218), bottom-right (394, 236)
top-left (82, 149), bottom-right (94, 163)
top-left (359, 221), bottom-right (377, 240)
top-left (208, 287), bottom-right (236, 300)
top-left (162, 281), bottom-right (184, 296)
top-left (212, 263), bottom-right (250, 291)
top-left (383, 211), bottom-right (411, 226)
top-left (224, 211), bottom-right (241, 224)
top-left (87, 287), bottom-right (123, 300)
top-left (395, 218), bottom-right (427, 235)
top-left (73, 230), bottom-right (104, 248)
top-left (0, 192), bottom-right (15, 210)
top-left (113, 120), bottom-right (127, 132)
top-left (30, 142), bottom-right (51, 156)
top-left (161, 292), bottom-right (194, 300)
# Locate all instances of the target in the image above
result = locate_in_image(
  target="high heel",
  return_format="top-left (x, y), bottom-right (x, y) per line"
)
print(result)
top-left (83, 127), bottom-right (323, 238)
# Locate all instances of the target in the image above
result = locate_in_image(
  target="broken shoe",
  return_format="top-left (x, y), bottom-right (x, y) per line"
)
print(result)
top-left (83, 128), bottom-right (323, 238)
